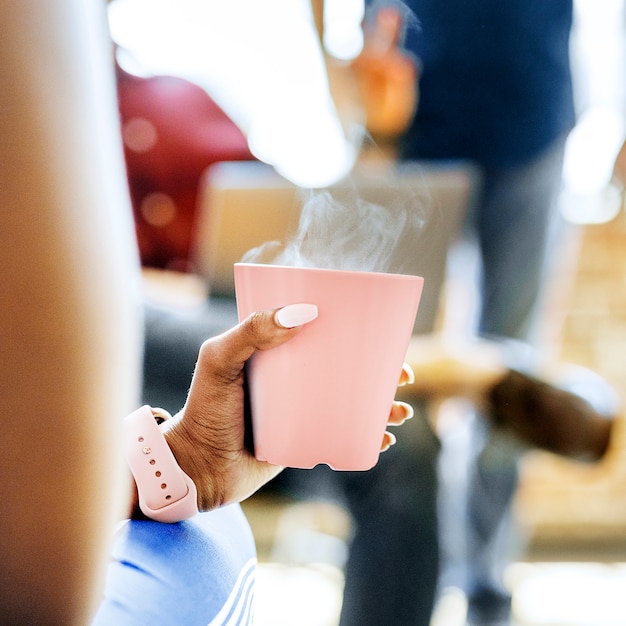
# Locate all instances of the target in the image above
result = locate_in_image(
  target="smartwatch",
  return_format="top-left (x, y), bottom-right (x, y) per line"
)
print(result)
top-left (124, 405), bottom-right (198, 523)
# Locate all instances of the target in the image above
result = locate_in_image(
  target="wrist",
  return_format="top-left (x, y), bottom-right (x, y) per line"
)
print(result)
top-left (162, 413), bottom-right (221, 511)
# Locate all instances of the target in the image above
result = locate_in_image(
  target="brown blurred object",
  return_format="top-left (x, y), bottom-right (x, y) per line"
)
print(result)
top-left (400, 334), bottom-right (618, 463)
top-left (490, 369), bottom-right (614, 461)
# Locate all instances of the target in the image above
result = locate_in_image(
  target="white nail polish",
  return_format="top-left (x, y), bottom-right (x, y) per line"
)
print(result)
top-left (381, 432), bottom-right (397, 452)
top-left (397, 401), bottom-right (414, 422)
top-left (401, 362), bottom-right (416, 385)
top-left (275, 303), bottom-right (318, 328)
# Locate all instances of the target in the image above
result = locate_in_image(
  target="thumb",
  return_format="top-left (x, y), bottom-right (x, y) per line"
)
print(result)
top-left (198, 303), bottom-right (318, 379)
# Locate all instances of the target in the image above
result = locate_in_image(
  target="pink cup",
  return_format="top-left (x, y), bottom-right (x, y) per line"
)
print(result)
top-left (234, 263), bottom-right (424, 470)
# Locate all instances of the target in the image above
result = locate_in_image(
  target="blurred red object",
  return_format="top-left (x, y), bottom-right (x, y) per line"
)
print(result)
top-left (116, 63), bottom-right (253, 273)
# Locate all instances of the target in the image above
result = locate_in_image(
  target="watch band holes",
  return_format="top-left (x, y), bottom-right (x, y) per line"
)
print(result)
top-left (155, 471), bottom-right (162, 477)
top-left (165, 495), bottom-right (172, 500)
top-left (149, 459), bottom-right (156, 465)
top-left (160, 483), bottom-right (167, 490)
top-left (138, 436), bottom-right (144, 442)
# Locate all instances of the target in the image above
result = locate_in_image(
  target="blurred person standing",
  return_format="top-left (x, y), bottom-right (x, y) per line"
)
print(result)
top-left (345, 1), bottom-right (576, 624)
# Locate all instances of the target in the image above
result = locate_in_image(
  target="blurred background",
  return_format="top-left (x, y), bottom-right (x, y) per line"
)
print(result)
top-left (108, 0), bottom-right (626, 623)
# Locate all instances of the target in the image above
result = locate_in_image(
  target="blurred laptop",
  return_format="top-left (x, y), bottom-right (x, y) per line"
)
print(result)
top-left (192, 160), bottom-right (477, 333)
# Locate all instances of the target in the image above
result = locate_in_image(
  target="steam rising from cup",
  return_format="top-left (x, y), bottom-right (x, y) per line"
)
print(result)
top-left (242, 183), bottom-right (427, 274)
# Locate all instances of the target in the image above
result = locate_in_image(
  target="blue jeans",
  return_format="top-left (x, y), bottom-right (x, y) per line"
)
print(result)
top-left (473, 137), bottom-right (569, 344)
top-left (452, 134), bottom-right (569, 622)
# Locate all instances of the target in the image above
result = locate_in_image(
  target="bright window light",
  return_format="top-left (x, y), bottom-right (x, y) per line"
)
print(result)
top-left (323, 0), bottom-right (364, 61)
top-left (107, 0), bottom-right (360, 187)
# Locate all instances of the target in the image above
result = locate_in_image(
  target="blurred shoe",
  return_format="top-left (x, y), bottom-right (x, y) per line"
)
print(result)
top-left (488, 368), bottom-right (615, 461)
top-left (466, 584), bottom-right (512, 626)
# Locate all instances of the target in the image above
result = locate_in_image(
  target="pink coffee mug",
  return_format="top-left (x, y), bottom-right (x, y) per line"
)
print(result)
top-left (234, 263), bottom-right (423, 470)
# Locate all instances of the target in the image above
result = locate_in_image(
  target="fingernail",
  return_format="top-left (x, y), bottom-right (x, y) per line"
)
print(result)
top-left (381, 432), bottom-right (397, 452)
top-left (397, 401), bottom-right (414, 423)
top-left (275, 303), bottom-right (318, 328)
top-left (399, 362), bottom-right (415, 386)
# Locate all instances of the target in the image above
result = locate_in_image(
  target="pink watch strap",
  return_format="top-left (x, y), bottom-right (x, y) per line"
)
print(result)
top-left (124, 405), bottom-right (198, 523)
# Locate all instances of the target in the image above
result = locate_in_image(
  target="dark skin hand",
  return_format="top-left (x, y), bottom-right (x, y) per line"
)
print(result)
top-left (131, 306), bottom-right (414, 514)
